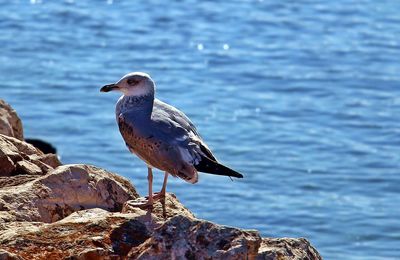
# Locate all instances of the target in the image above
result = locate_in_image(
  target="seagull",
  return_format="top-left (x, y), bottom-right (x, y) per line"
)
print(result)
top-left (101, 72), bottom-right (243, 208)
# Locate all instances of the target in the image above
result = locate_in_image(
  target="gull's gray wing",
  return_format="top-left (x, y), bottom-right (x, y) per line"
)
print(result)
top-left (153, 99), bottom-right (217, 161)
top-left (152, 100), bottom-right (243, 179)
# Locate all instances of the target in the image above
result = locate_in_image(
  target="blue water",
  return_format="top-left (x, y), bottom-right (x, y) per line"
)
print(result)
top-left (1, 1), bottom-right (400, 259)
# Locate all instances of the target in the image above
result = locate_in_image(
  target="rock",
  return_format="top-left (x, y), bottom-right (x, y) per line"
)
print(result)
top-left (29, 153), bottom-right (62, 171)
top-left (15, 160), bottom-right (43, 175)
top-left (0, 196), bottom-right (321, 259)
top-left (128, 215), bottom-right (262, 260)
top-left (0, 99), bottom-right (59, 172)
top-left (0, 175), bottom-right (38, 188)
top-left (24, 138), bottom-right (57, 154)
top-left (32, 153), bottom-right (62, 168)
top-left (0, 249), bottom-right (22, 260)
top-left (0, 208), bottom-right (154, 259)
top-left (257, 238), bottom-right (322, 260)
top-left (0, 100), bottom-right (23, 140)
top-left (122, 193), bottom-right (196, 220)
top-left (0, 135), bottom-right (61, 177)
top-left (0, 164), bottom-right (139, 223)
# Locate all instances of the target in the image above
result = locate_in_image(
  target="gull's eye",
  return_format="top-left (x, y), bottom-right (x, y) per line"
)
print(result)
top-left (127, 78), bottom-right (138, 86)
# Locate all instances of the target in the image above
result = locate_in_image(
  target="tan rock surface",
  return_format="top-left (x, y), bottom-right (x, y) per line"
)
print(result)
top-left (0, 100), bottom-right (23, 140)
top-left (0, 164), bottom-right (138, 223)
top-left (257, 237), bottom-right (322, 260)
top-left (128, 214), bottom-right (262, 260)
top-left (0, 135), bottom-right (61, 177)
top-left (122, 193), bottom-right (196, 220)
top-left (0, 194), bottom-right (322, 260)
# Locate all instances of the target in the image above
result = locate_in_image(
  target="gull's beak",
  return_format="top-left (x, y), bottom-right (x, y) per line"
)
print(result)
top-left (100, 83), bottom-right (118, 92)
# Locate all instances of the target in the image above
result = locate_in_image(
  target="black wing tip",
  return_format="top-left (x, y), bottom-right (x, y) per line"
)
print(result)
top-left (219, 164), bottom-right (243, 179)
top-left (195, 156), bottom-right (244, 179)
top-left (230, 171), bottom-right (244, 178)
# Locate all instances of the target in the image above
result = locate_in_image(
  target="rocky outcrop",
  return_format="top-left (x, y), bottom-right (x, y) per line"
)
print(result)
top-left (0, 164), bottom-right (138, 223)
top-left (0, 100), bottom-right (322, 259)
top-left (0, 191), bottom-right (321, 259)
top-left (0, 99), bottom-right (58, 156)
top-left (25, 139), bottom-right (57, 154)
top-left (128, 214), bottom-right (261, 259)
top-left (0, 100), bottom-right (23, 141)
top-left (257, 238), bottom-right (322, 259)
top-left (0, 134), bottom-right (61, 177)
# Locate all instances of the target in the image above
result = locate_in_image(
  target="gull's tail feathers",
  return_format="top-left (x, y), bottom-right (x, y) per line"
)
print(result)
top-left (194, 155), bottom-right (243, 179)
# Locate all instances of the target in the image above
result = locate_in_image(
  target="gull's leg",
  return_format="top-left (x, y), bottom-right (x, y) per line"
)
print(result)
top-left (128, 167), bottom-right (155, 209)
top-left (154, 172), bottom-right (168, 199)
top-left (160, 171), bottom-right (168, 197)
top-left (147, 166), bottom-right (154, 207)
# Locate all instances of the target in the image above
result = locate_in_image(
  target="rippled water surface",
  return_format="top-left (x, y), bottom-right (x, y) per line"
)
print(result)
top-left (1, 1), bottom-right (400, 258)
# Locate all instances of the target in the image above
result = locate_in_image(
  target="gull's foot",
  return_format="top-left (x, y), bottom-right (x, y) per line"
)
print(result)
top-left (129, 193), bottom-right (165, 210)
top-left (152, 191), bottom-right (166, 200)
top-left (128, 197), bottom-right (154, 210)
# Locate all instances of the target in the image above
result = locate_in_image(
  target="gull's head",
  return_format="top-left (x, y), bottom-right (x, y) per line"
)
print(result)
top-left (100, 72), bottom-right (155, 96)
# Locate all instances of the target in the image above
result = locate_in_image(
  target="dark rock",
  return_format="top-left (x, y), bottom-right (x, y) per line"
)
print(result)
top-left (257, 237), bottom-right (322, 260)
top-left (25, 138), bottom-right (57, 154)
top-left (128, 214), bottom-right (262, 260)
top-left (0, 249), bottom-right (22, 260)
